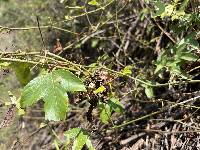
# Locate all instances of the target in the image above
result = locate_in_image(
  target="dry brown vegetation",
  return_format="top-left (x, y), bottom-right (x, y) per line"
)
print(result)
top-left (0, 0), bottom-right (200, 149)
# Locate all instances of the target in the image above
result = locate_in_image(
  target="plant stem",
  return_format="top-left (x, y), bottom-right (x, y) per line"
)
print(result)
top-left (1, 51), bottom-right (200, 87)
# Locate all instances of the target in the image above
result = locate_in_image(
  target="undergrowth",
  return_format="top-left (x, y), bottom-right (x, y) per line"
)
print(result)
top-left (0, 0), bottom-right (200, 149)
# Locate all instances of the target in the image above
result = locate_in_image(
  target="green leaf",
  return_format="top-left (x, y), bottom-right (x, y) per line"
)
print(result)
top-left (65, 128), bottom-right (81, 138)
top-left (108, 98), bottom-right (124, 113)
top-left (98, 98), bottom-right (124, 123)
top-left (154, 63), bottom-right (165, 74)
top-left (168, 62), bottom-right (189, 79)
top-left (161, 4), bottom-right (174, 18)
top-left (73, 131), bottom-right (88, 150)
top-left (180, 52), bottom-right (198, 61)
top-left (86, 139), bottom-right (95, 150)
top-left (88, 0), bottom-right (100, 6)
top-left (169, 63), bottom-right (182, 75)
top-left (91, 39), bottom-right (99, 48)
top-left (154, 1), bottom-right (165, 17)
top-left (53, 140), bottom-right (60, 150)
top-left (94, 85), bottom-right (106, 94)
top-left (12, 63), bottom-right (32, 86)
top-left (141, 81), bottom-right (154, 98)
top-left (16, 99), bottom-right (25, 115)
top-left (98, 101), bottom-right (111, 123)
top-left (175, 43), bottom-right (187, 54)
top-left (0, 62), bottom-right (33, 86)
top-left (20, 69), bottom-right (86, 121)
top-left (171, 11), bottom-right (185, 21)
top-left (64, 128), bottom-right (95, 150)
top-left (144, 86), bottom-right (154, 98)
top-left (121, 65), bottom-right (133, 75)
top-left (179, 0), bottom-right (190, 11)
top-left (154, 52), bottom-right (168, 74)
top-left (0, 62), bottom-right (11, 68)
top-left (178, 33), bottom-right (199, 50)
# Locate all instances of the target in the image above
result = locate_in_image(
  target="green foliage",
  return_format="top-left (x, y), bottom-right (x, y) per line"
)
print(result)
top-left (64, 128), bottom-right (95, 150)
top-left (98, 98), bottom-right (124, 123)
top-left (121, 65), bottom-right (133, 75)
top-left (179, 0), bottom-right (190, 11)
top-left (143, 85), bottom-right (154, 98)
top-left (154, 33), bottom-right (199, 78)
top-left (94, 85), bottom-right (106, 94)
top-left (1, 0), bottom-right (200, 149)
top-left (98, 101), bottom-right (111, 123)
top-left (153, 0), bottom-right (185, 20)
top-left (0, 62), bottom-right (32, 86)
top-left (88, 0), bottom-right (100, 6)
top-left (53, 140), bottom-right (60, 150)
top-left (0, 62), bottom-right (10, 68)
top-left (20, 69), bottom-right (86, 121)
top-left (154, 1), bottom-right (165, 17)
top-left (11, 63), bottom-right (32, 86)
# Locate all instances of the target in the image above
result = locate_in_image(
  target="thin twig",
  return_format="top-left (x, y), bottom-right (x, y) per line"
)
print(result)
top-left (0, 25), bottom-right (77, 35)
top-left (36, 16), bottom-right (46, 50)
top-left (1, 51), bottom-right (200, 87)
top-left (112, 95), bottom-right (200, 129)
top-left (153, 20), bottom-right (176, 43)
